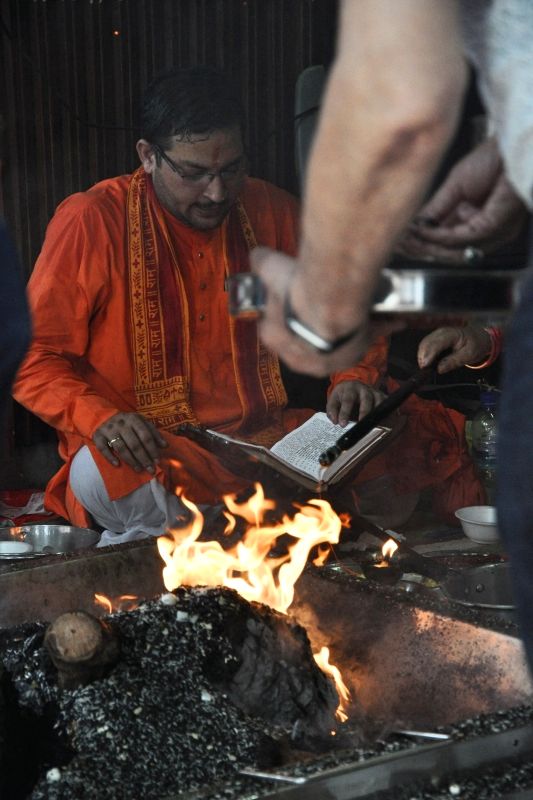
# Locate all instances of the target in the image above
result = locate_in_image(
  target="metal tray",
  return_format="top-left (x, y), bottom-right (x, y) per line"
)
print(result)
top-left (441, 561), bottom-right (514, 610)
top-left (0, 524), bottom-right (100, 559)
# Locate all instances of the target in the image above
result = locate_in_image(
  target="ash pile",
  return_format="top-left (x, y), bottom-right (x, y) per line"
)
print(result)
top-left (0, 587), bottom-right (339, 799)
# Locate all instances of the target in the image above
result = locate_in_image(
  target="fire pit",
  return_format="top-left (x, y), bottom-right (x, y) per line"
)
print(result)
top-left (1, 489), bottom-right (533, 799)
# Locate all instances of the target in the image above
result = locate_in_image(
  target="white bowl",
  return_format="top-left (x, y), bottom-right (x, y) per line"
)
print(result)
top-left (454, 505), bottom-right (499, 544)
top-left (0, 541), bottom-right (33, 555)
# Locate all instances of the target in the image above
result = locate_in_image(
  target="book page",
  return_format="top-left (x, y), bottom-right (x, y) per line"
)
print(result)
top-left (270, 412), bottom-right (357, 481)
top-left (321, 426), bottom-right (389, 483)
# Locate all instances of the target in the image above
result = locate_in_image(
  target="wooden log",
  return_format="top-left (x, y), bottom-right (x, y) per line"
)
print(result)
top-left (44, 610), bottom-right (120, 689)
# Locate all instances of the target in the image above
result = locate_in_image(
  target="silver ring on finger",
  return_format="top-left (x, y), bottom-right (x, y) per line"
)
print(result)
top-left (463, 246), bottom-right (484, 264)
top-left (107, 436), bottom-right (123, 449)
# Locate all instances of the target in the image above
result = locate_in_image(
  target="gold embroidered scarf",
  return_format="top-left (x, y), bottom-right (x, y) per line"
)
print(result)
top-left (126, 168), bottom-right (286, 432)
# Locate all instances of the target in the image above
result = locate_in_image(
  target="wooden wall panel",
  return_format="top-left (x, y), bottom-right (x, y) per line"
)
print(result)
top-left (0, 0), bottom-right (337, 278)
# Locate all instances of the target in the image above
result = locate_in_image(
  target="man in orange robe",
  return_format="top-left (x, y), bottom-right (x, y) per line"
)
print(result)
top-left (13, 66), bottom-right (481, 544)
top-left (13, 67), bottom-right (319, 543)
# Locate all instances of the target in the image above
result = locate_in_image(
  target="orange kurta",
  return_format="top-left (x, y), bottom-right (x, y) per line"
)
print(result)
top-left (13, 175), bottom-right (311, 525)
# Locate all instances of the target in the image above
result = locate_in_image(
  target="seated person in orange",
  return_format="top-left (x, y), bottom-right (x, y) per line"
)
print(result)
top-left (13, 66), bottom-right (482, 545)
top-left (13, 66), bottom-right (314, 544)
top-left (326, 324), bottom-right (499, 524)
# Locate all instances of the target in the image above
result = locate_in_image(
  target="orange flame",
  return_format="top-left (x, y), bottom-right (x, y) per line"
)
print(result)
top-left (313, 646), bottom-right (351, 722)
top-left (381, 538), bottom-right (398, 559)
top-left (223, 511), bottom-right (237, 535)
top-left (157, 483), bottom-right (342, 614)
top-left (94, 593), bottom-right (112, 614)
top-left (312, 543), bottom-right (332, 567)
top-left (94, 593), bottom-right (139, 613)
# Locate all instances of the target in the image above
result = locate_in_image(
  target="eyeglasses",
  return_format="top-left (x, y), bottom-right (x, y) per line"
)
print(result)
top-left (155, 146), bottom-right (246, 187)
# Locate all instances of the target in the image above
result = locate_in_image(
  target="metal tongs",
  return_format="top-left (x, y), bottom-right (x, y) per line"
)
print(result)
top-left (319, 366), bottom-right (433, 467)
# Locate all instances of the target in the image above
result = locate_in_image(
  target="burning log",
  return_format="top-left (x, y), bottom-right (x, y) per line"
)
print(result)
top-left (198, 588), bottom-right (340, 743)
top-left (44, 611), bottom-right (120, 689)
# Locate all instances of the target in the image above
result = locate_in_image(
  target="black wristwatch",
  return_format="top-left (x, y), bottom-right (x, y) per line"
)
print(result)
top-left (283, 297), bottom-right (360, 354)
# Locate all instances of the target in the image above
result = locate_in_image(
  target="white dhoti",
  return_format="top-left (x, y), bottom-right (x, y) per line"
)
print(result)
top-left (69, 446), bottom-right (188, 547)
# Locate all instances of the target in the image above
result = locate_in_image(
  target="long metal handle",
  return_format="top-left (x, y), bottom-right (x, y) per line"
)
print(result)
top-left (354, 518), bottom-right (458, 584)
top-left (318, 367), bottom-right (432, 467)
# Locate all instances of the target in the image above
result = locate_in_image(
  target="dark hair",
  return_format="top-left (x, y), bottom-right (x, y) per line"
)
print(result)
top-left (140, 66), bottom-right (244, 149)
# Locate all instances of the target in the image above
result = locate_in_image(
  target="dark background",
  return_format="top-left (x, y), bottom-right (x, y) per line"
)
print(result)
top-left (0, 0), bottom-right (338, 276)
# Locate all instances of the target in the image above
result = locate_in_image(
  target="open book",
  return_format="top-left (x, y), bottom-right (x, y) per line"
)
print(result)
top-left (195, 412), bottom-right (392, 492)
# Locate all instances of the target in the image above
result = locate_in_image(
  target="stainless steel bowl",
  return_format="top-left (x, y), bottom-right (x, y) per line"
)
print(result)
top-left (0, 524), bottom-right (100, 558)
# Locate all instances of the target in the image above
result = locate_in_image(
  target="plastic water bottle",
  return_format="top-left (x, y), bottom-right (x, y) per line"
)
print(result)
top-left (471, 390), bottom-right (499, 505)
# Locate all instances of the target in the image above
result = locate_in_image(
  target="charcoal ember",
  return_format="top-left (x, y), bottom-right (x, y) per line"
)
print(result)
top-left (1, 586), bottom-right (339, 799)
top-left (1, 624), bottom-right (58, 713)
top-left (1, 624), bottom-right (72, 800)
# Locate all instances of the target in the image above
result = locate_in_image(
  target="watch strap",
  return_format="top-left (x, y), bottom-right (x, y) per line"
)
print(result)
top-left (283, 297), bottom-right (360, 354)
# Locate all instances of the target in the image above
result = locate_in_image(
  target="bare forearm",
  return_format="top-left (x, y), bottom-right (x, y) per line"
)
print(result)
top-left (293, 0), bottom-right (467, 336)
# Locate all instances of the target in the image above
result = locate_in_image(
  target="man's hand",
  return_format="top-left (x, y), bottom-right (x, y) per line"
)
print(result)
top-left (93, 412), bottom-right (168, 473)
top-left (397, 138), bottom-right (528, 264)
top-left (417, 325), bottom-right (491, 374)
top-left (250, 248), bottom-right (403, 377)
top-left (326, 380), bottom-right (386, 426)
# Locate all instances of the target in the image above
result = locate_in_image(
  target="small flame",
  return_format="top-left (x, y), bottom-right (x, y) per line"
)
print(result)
top-left (94, 593), bottom-right (112, 613)
top-left (157, 483), bottom-right (342, 614)
top-left (313, 646), bottom-right (350, 722)
top-left (381, 538), bottom-right (398, 559)
top-left (312, 543), bottom-right (332, 567)
top-left (94, 593), bottom-right (139, 613)
top-left (223, 511), bottom-right (237, 535)
top-left (338, 512), bottom-right (352, 529)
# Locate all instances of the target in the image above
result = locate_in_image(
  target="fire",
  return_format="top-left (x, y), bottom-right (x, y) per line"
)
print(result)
top-left (313, 646), bottom-right (351, 722)
top-left (312, 543), bottom-right (332, 566)
top-left (338, 511), bottom-right (352, 529)
top-left (381, 538), bottom-right (398, 559)
top-left (94, 593), bottom-right (139, 613)
top-left (157, 483), bottom-right (342, 614)
top-left (156, 482), bottom-right (350, 720)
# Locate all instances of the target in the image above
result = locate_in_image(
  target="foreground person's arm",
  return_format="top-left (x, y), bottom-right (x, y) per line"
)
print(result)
top-left (252, 0), bottom-right (467, 376)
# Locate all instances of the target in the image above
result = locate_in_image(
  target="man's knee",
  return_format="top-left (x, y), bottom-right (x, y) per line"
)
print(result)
top-left (69, 446), bottom-right (186, 538)
top-left (69, 446), bottom-right (109, 512)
